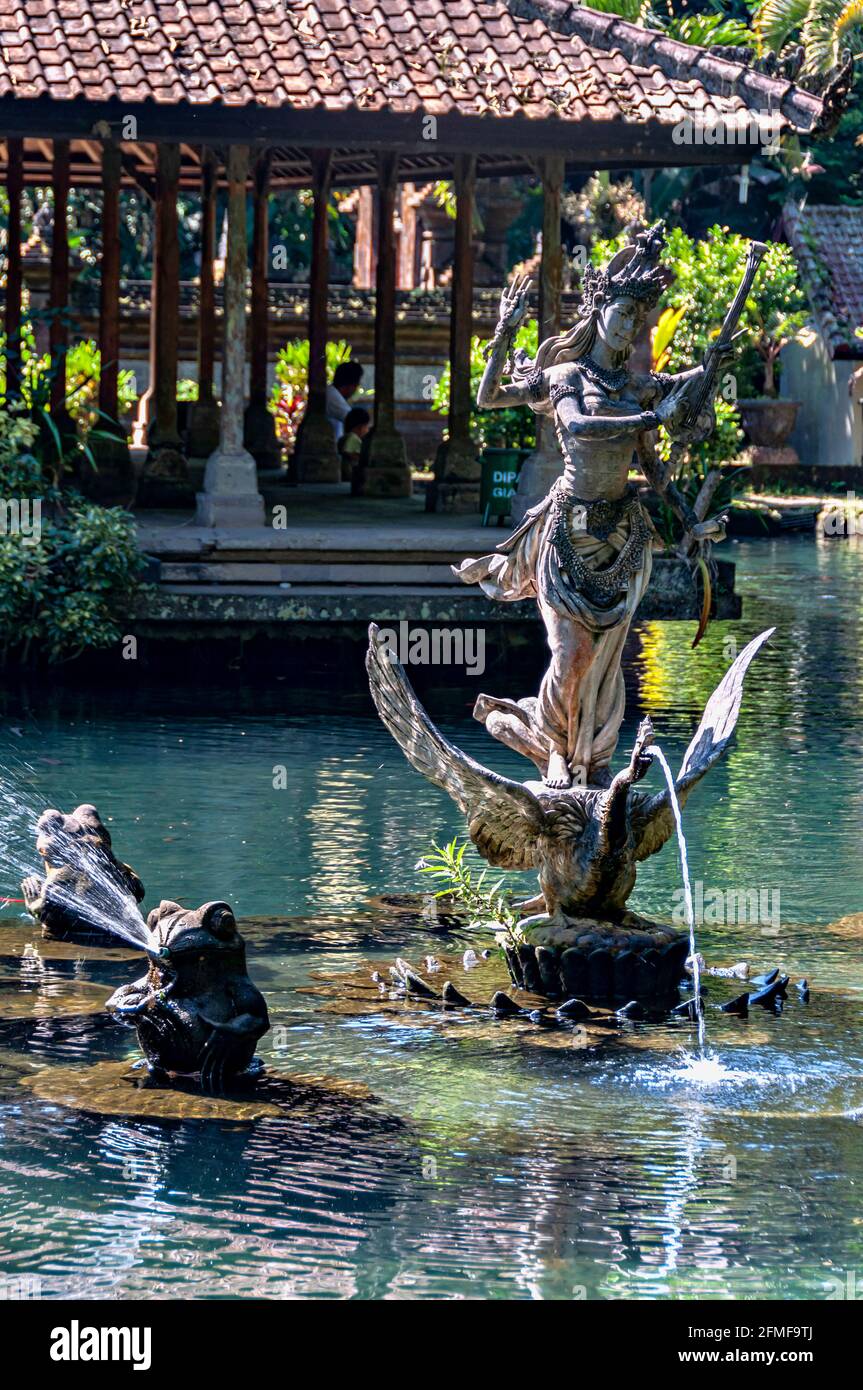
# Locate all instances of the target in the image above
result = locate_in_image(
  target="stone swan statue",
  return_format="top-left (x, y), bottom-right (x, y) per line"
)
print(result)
top-left (367, 624), bottom-right (773, 1002)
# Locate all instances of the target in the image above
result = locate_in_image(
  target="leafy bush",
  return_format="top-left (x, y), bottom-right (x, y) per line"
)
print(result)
top-left (269, 339), bottom-right (355, 453)
top-left (0, 408), bottom-right (41, 496)
top-left (0, 408), bottom-right (147, 663)
top-left (418, 838), bottom-right (518, 943)
top-left (658, 226), bottom-right (808, 398)
top-left (0, 330), bottom-right (137, 438)
top-left (432, 322), bottom-right (538, 451)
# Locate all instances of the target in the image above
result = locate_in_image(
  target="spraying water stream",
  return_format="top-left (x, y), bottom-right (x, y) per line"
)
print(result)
top-left (648, 746), bottom-right (705, 1054)
top-left (0, 762), bottom-right (150, 951)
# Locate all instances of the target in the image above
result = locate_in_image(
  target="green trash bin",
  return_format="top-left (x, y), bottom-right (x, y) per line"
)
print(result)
top-left (480, 447), bottom-right (529, 524)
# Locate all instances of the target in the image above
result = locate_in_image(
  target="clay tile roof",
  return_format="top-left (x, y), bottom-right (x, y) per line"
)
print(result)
top-left (0, 0), bottom-right (839, 137)
top-left (783, 201), bottom-right (863, 360)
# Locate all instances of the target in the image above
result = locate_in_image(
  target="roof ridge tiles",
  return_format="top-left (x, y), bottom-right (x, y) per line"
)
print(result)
top-left (0, 0), bottom-right (836, 133)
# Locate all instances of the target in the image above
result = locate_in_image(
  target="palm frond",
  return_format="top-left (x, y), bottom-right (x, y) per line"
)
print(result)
top-left (834, 0), bottom-right (863, 49)
top-left (754, 0), bottom-right (812, 53)
top-left (801, 0), bottom-right (852, 70)
top-left (668, 13), bottom-right (757, 46)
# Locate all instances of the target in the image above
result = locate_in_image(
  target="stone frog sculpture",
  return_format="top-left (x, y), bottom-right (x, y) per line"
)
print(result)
top-left (21, 803), bottom-right (145, 944)
top-left (106, 900), bottom-right (271, 1092)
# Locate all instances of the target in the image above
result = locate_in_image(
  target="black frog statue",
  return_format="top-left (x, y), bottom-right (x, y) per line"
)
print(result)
top-left (106, 900), bottom-right (271, 1092)
top-left (21, 803), bottom-right (146, 944)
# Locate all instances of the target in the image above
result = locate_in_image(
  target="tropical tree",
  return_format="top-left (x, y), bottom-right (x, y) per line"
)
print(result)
top-left (754, 0), bottom-right (863, 73)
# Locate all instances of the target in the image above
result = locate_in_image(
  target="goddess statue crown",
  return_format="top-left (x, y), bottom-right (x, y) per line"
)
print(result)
top-left (580, 221), bottom-right (667, 313)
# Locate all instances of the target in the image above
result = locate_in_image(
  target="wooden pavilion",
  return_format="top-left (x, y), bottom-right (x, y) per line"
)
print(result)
top-left (0, 0), bottom-right (847, 523)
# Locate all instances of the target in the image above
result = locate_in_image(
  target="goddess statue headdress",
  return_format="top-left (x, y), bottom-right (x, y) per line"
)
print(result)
top-left (512, 221), bottom-right (668, 395)
top-left (579, 221), bottom-right (667, 314)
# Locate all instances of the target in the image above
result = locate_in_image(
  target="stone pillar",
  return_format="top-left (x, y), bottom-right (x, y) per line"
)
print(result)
top-left (187, 147), bottom-right (221, 459)
top-left (292, 149), bottom-right (340, 483)
top-left (144, 143), bottom-right (185, 479)
top-left (90, 139), bottom-right (133, 498)
top-left (49, 139), bottom-right (74, 441)
top-left (195, 145), bottom-right (265, 527)
top-left (4, 138), bottom-right (23, 401)
top-left (511, 154), bottom-right (565, 524)
top-left (243, 149), bottom-right (280, 470)
top-left (354, 153), bottom-right (410, 497)
top-left (427, 154), bottom-right (478, 513)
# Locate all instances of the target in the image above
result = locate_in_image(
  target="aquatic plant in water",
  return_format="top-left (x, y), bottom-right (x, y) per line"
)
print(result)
top-left (418, 839), bottom-right (519, 945)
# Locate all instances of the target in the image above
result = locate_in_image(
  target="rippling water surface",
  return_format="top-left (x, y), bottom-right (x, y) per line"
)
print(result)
top-left (1, 534), bottom-right (863, 1300)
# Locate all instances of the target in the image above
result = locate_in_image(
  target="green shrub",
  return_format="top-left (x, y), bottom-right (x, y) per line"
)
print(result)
top-left (0, 408), bottom-right (147, 663)
top-left (0, 332), bottom-right (137, 438)
top-left (659, 226), bottom-right (808, 398)
top-left (432, 322), bottom-right (538, 451)
top-left (269, 339), bottom-right (355, 453)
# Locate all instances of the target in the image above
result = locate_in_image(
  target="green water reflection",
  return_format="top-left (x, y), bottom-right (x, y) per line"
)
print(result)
top-left (0, 533), bottom-right (862, 1300)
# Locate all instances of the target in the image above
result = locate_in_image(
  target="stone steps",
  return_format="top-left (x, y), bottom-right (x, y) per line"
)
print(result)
top-left (158, 561), bottom-right (462, 585)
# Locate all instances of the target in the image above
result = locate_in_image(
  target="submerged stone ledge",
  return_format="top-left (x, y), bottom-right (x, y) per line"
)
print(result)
top-left (131, 555), bottom-right (739, 632)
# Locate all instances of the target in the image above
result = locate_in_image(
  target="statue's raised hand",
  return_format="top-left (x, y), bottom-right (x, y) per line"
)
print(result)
top-left (496, 274), bottom-right (533, 335)
top-left (655, 378), bottom-right (691, 431)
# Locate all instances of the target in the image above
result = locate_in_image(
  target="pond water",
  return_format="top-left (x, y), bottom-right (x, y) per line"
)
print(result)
top-left (1, 532), bottom-right (863, 1300)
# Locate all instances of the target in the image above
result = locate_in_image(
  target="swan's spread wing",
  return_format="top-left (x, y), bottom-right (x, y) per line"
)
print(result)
top-left (366, 624), bottom-right (547, 868)
top-left (632, 627), bottom-right (774, 862)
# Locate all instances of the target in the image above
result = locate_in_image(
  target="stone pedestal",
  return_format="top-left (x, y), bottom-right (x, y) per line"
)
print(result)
top-left (427, 438), bottom-right (480, 513)
top-left (353, 428), bottom-right (411, 497)
top-left (85, 431), bottom-right (134, 505)
top-left (293, 407), bottom-right (340, 483)
top-left (502, 920), bottom-right (689, 1005)
top-left (196, 453), bottom-right (265, 527)
top-left (748, 444), bottom-right (800, 490)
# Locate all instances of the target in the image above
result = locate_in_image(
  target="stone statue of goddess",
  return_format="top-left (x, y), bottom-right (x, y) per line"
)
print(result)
top-left (454, 222), bottom-right (726, 790)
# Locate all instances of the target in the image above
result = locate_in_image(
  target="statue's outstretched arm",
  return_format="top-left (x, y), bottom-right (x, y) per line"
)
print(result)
top-left (477, 274), bottom-right (534, 410)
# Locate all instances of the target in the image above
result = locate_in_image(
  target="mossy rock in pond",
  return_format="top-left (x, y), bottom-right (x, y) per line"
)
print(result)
top-left (0, 975), bottom-right (112, 1019)
top-left (0, 923), bottom-right (140, 966)
top-left (19, 1059), bottom-right (384, 1124)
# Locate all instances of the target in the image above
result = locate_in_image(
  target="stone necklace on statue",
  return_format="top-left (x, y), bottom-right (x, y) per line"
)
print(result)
top-left (578, 356), bottom-right (629, 394)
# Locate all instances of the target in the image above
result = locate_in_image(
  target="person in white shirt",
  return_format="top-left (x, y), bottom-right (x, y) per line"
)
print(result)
top-left (325, 360), bottom-right (364, 441)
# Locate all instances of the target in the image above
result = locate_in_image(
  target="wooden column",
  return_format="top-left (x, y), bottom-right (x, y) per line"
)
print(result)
top-left (187, 147), bottom-right (221, 458)
top-left (428, 154), bottom-right (478, 513)
top-left (353, 186), bottom-right (376, 289)
top-left (4, 138), bottom-right (23, 401)
top-left (511, 154), bottom-right (565, 523)
top-left (293, 149), bottom-right (340, 483)
top-left (243, 149), bottom-right (280, 469)
top-left (97, 141), bottom-right (123, 428)
top-left (89, 139), bottom-right (133, 499)
top-left (196, 144), bottom-right (265, 526)
top-left (49, 139), bottom-right (74, 436)
top-left (144, 143), bottom-right (185, 478)
top-left (354, 153), bottom-right (409, 497)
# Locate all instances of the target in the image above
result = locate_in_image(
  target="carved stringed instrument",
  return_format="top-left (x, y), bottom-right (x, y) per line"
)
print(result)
top-left (674, 237), bottom-right (768, 440)
top-left (660, 238), bottom-right (767, 647)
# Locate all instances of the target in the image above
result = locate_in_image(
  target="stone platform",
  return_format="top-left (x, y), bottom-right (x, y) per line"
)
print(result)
top-left (134, 485), bottom-right (741, 631)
